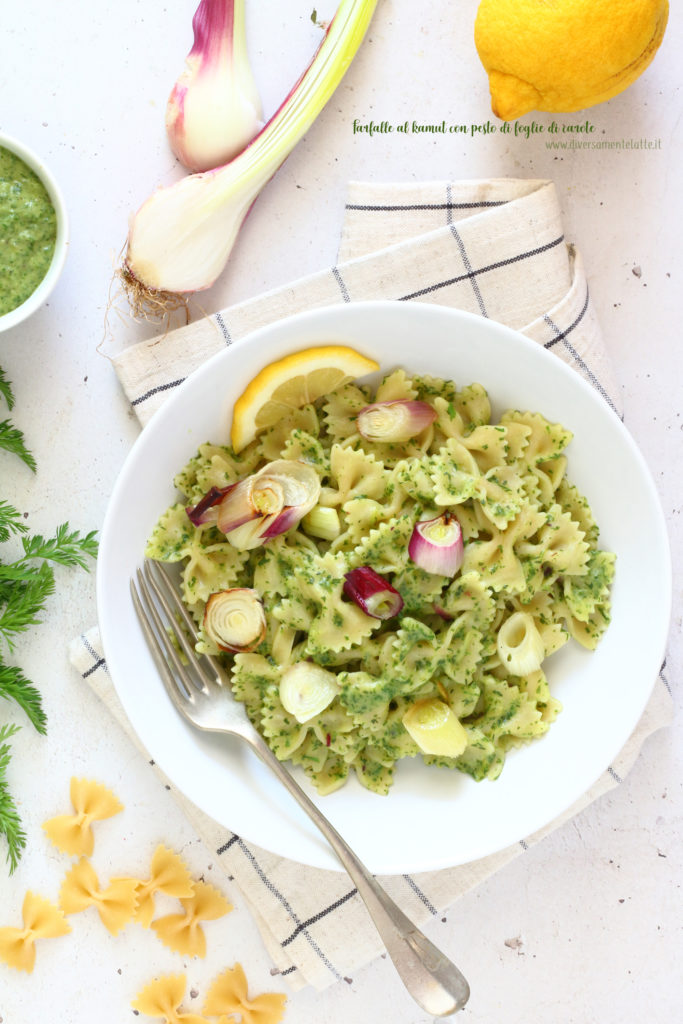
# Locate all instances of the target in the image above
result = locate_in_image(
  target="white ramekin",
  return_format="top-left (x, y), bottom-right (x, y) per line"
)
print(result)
top-left (0, 131), bottom-right (69, 333)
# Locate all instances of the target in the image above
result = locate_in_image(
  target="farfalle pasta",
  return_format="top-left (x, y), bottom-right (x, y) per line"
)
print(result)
top-left (59, 857), bottom-right (139, 935)
top-left (203, 964), bottom-right (286, 1024)
top-left (146, 365), bottom-right (615, 794)
top-left (0, 892), bottom-right (71, 972)
top-left (125, 845), bottom-right (195, 928)
top-left (132, 967), bottom-right (285, 1024)
top-left (132, 973), bottom-right (208, 1024)
top-left (151, 880), bottom-right (233, 957)
top-left (42, 777), bottom-right (123, 857)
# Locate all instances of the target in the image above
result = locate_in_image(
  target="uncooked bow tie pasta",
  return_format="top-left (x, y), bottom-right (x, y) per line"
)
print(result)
top-left (131, 973), bottom-right (208, 1024)
top-left (59, 857), bottom-right (139, 935)
top-left (146, 364), bottom-right (615, 795)
top-left (42, 777), bottom-right (123, 856)
top-left (150, 880), bottom-right (233, 957)
top-left (125, 844), bottom-right (195, 928)
top-left (203, 963), bottom-right (287, 1024)
top-left (0, 892), bottom-right (71, 972)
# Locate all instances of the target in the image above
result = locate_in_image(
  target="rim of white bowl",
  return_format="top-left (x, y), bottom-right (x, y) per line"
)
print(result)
top-left (0, 131), bottom-right (69, 333)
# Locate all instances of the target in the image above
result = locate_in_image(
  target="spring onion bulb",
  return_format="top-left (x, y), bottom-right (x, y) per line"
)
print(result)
top-left (496, 611), bottom-right (545, 676)
top-left (356, 400), bottom-right (437, 443)
top-left (408, 512), bottom-right (464, 576)
top-left (214, 459), bottom-right (320, 549)
top-left (402, 699), bottom-right (468, 757)
top-left (124, 0), bottom-right (379, 300)
top-left (186, 484), bottom-right (232, 525)
top-left (302, 505), bottom-right (341, 541)
top-left (279, 662), bottom-right (339, 723)
top-left (343, 566), bottom-right (404, 620)
top-left (166, 0), bottom-right (263, 173)
top-left (203, 587), bottom-right (266, 652)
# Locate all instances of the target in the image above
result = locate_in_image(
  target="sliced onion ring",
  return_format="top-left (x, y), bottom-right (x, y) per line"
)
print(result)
top-left (279, 662), bottom-right (339, 724)
top-left (402, 698), bottom-right (468, 757)
top-left (496, 611), bottom-right (545, 676)
top-left (203, 587), bottom-right (266, 653)
top-left (343, 566), bottom-right (403, 620)
top-left (408, 512), bottom-right (464, 577)
top-left (302, 505), bottom-right (341, 541)
top-left (356, 400), bottom-right (436, 443)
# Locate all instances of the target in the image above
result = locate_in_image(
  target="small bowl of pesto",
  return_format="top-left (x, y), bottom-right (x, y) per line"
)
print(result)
top-left (0, 132), bottom-right (68, 333)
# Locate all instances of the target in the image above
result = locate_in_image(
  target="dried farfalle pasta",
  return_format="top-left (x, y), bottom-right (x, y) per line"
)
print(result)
top-left (151, 880), bottom-right (232, 957)
top-left (0, 892), bottom-right (71, 972)
top-left (203, 963), bottom-right (286, 1024)
top-left (125, 845), bottom-right (195, 928)
top-left (42, 777), bottom-right (123, 857)
top-left (59, 857), bottom-right (138, 935)
top-left (131, 973), bottom-right (208, 1024)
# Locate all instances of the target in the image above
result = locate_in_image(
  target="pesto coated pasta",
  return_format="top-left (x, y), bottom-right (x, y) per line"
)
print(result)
top-left (146, 366), bottom-right (615, 795)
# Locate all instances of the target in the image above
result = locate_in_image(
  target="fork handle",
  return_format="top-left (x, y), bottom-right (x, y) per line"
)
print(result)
top-left (245, 731), bottom-right (470, 1017)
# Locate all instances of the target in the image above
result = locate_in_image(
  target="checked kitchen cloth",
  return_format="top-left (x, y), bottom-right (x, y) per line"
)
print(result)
top-left (71, 179), bottom-right (673, 991)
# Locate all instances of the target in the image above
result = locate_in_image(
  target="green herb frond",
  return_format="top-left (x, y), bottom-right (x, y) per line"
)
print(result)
top-left (0, 366), bottom-right (15, 411)
top-left (0, 561), bottom-right (56, 651)
top-left (0, 418), bottom-right (36, 472)
top-left (0, 659), bottom-right (47, 733)
top-left (0, 364), bottom-right (98, 874)
top-left (21, 523), bottom-right (99, 569)
top-left (0, 501), bottom-right (28, 543)
top-left (0, 723), bottom-right (26, 873)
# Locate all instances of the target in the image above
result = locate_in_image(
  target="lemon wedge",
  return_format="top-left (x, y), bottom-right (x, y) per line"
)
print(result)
top-left (231, 344), bottom-right (379, 452)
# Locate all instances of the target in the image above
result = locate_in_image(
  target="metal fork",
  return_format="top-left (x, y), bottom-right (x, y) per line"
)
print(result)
top-left (131, 559), bottom-right (470, 1017)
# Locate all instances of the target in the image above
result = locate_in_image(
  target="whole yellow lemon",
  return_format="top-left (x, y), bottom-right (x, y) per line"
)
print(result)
top-left (474, 0), bottom-right (669, 120)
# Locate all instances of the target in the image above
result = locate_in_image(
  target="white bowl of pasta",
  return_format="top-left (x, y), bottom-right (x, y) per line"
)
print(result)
top-left (98, 301), bottom-right (670, 873)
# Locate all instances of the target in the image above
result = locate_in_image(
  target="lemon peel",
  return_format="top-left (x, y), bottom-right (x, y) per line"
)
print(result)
top-left (474, 0), bottom-right (669, 120)
top-left (230, 344), bottom-right (379, 453)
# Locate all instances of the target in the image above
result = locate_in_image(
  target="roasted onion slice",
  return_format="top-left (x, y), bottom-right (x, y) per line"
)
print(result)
top-left (343, 566), bottom-right (403, 619)
top-left (279, 662), bottom-right (339, 724)
top-left (496, 611), bottom-right (545, 675)
top-left (356, 400), bottom-right (436, 443)
top-left (214, 459), bottom-right (321, 548)
top-left (402, 698), bottom-right (468, 757)
top-left (203, 587), bottom-right (266, 653)
top-left (408, 512), bottom-right (464, 576)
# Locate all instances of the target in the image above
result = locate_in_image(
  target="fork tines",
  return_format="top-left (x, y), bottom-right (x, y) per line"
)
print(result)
top-left (130, 560), bottom-right (214, 704)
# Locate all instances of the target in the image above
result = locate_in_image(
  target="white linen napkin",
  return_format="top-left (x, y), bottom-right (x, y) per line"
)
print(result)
top-left (71, 179), bottom-right (672, 991)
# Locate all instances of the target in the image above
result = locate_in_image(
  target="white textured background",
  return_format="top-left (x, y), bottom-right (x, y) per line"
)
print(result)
top-left (1, 1), bottom-right (681, 1021)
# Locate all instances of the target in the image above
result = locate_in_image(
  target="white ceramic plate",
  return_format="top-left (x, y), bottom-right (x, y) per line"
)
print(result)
top-left (98, 301), bottom-right (671, 874)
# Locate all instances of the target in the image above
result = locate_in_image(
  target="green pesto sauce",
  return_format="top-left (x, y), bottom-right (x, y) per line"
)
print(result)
top-left (0, 146), bottom-right (57, 316)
